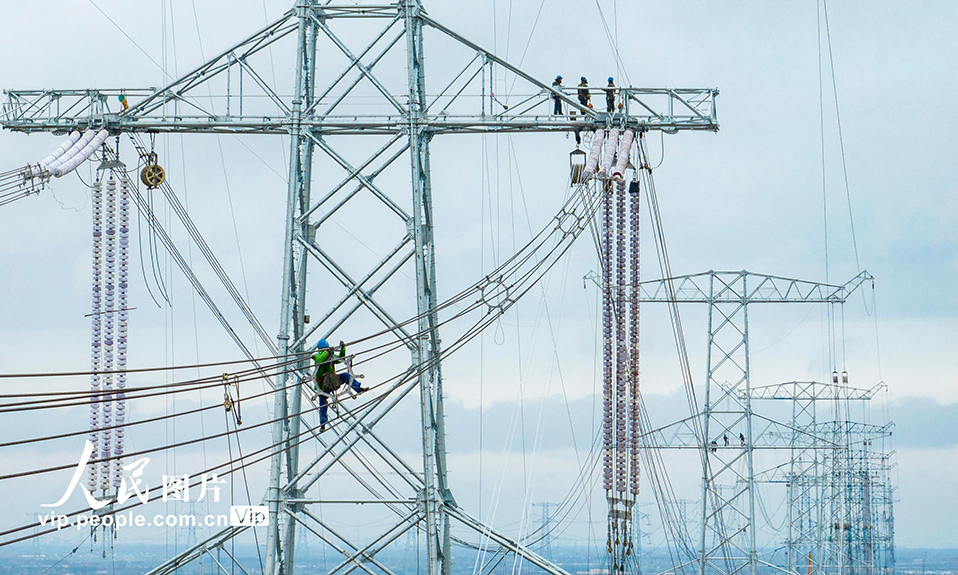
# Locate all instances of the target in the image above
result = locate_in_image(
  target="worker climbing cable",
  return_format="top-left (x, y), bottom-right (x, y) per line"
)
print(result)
top-left (312, 338), bottom-right (367, 432)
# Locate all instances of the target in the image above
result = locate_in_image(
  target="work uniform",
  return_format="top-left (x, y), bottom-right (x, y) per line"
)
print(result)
top-left (605, 83), bottom-right (616, 112)
top-left (313, 344), bottom-right (363, 426)
top-left (577, 83), bottom-right (591, 107)
top-left (552, 80), bottom-right (563, 115)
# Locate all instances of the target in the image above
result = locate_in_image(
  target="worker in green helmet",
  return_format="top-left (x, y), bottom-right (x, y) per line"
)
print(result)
top-left (313, 338), bottom-right (367, 431)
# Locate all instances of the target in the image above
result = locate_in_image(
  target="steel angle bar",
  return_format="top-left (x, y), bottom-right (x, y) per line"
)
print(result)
top-left (421, 15), bottom-right (596, 121)
top-left (287, 510), bottom-right (385, 575)
top-left (323, 409), bottom-right (424, 494)
top-left (315, 30), bottom-right (406, 119)
top-left (496, 93), bottom-right (550, 119)
top-left (311, 5), bottom-right (398, 18)
top-left (336, 407), bottom-right (426, 488)
top-left (130, 12), bottom-right (298, 117)
top-left (297, 235), bottom-right (412, 340)
top-left (287, 396), bottom-right (420, 519)
top-left (300, 508), bottom-right (408, 575)
top-left (320, 507), bottom-right (423, 575)
top-left (446, 506), bottom-right (571, 575)
top-left (294, 236), bottom-right (412, 348)
top-left (305, 15), bottom-right (401, 116)
top-left (207, 553), bottom-right (232, 575)
top-left (305, 136), bottom-right (408, 224)
top-left (144, 526), bottom-right (249, 575)
top-left (667, 89), bottom-right (710, 120)
top-left (231, 55), bottom-right (290, 115)
top-left (215, 545), bottom-right (253, 575)
top-left (301, 134), bottom-right (404, 221)
top-left (307, 132), bottom-right (410, 220)
top-left (316, 247), bottom-right (416, 347)
top-left (286, 370), bottom-right (418, 492)
top-left (425, 52), bottom-right (482, 114)
top-left (313, 17), bottom-right (406, 113)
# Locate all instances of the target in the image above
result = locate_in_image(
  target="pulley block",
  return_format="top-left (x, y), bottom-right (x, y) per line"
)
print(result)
top-left (140, 152), bottom-right (166, 189)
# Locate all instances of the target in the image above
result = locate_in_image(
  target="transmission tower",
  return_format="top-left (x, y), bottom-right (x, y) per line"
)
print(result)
top-left (1, 1), bottom-right (718, 574)
top-left (595, 269), bottom-right (892, 575)
top-left (533, 502), bottom-right (559, 561)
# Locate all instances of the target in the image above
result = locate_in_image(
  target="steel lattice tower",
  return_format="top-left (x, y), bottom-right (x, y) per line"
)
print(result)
top-left (1, 1), bottom-right (718, 573)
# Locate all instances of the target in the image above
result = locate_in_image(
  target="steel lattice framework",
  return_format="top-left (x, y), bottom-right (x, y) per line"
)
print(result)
top-left (2, 2), bottom-right (719, 574)
top-left (586, 269), bottom-right (894, 575)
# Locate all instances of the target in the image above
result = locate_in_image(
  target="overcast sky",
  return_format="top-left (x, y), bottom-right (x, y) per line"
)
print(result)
top-left (0, 0), bottom-right (955, 566)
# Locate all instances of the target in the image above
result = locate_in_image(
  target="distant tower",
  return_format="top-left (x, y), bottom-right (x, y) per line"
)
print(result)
top-left (533, 502), bottom-right (559, 561)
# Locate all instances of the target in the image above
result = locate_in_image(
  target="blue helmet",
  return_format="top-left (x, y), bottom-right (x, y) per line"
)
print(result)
top-left (608, 77), bottom-right (614, 83)
top-left (315, 339), bottom-right (330, 350)
top-left (555, 75), bottom-right (562, 81)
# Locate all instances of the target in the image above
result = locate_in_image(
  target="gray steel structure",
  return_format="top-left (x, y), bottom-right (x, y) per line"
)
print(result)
top-left (587, 270), bottom-right (894, 575)
top-left (2, 2), bottom-right (718, 574)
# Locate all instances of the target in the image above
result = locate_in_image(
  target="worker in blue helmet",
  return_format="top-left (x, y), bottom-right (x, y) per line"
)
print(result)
top-left (313, 338), bottom-right (367, 431)
top-left (552, 75), bottom-right (564, 115)
top-left (605, 77), bottom-right (616, 113)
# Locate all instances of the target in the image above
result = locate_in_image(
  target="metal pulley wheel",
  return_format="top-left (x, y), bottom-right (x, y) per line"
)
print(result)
top-left (140, 152), bottom-right (165, 189)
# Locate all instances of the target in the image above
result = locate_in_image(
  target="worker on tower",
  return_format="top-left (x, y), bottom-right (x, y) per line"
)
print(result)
top-left (552, 76), bottom-right (564, 115)
top-left (313, 338), bottom-right (367, 432)
top-left (605, 77), bottom-right (616, 113)
top-left (577, 77), bottom-right (591, 108)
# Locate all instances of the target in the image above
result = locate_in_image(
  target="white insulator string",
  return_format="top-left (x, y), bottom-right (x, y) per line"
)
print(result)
top-left (613, 130), bottom-right (634, 182)
top-left (585, 129), bottom-right (605, 179)
top-left (600, 128), bottom-right (619, 179)
top-left (628, 177), bottom-right (640, 496)
top-left (100, 178), bottom-right (117, 495)
top-left (615, 177), bottom-right (628, 495)
top-left (113, 177), bottom-right (131, 486)
top-left (52, 130), bottom-right (109, 178)
top-left (45, 130), bottom-right (95, 175)
top-left (33, 131), bottom-right (81, 176)
top-left (88, 179), bottom-right (103, 494)
top-left (602, 179), bottom-right (614, 495)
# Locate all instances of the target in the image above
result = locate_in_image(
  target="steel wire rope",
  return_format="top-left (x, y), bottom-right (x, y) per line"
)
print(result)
top-left (2, 296), bottom-right (601, 550)
top-left (0, 298), bottom-right (531, 546)
top-left (0, 365), bottom-right (308, 448)
top-left (503, 152), bottom-right (591, 560)
top-left (184, 6), bottom-right (262, 364)
top-left (821, 0), bottom-right (863, 277)
top-left (638, 136), bottom-right (733, 570)
top-left (1, 166), bottom-right (603, 553)
top-left (0, 354), bottom-right (307, 410)
top-left (5, 216), bottom-right (604, 527)
top-left (510, 137), bottom-right (594, 503)
top-left (226, 399), bottom-right (266, 573)
top-left (128, 134), bottom-right (276, 354)
top-left (0, 350), bottom-right (308, 380)
top-left (0, 381), bottom-right (399, 546)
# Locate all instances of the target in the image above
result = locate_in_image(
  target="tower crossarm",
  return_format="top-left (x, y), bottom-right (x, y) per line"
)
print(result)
top-left (737, 380), bottom-right (886, 401)
top-left (605, 269), bottom-right (874, 304)
top-left (2, 5), bottom-right (717, 136)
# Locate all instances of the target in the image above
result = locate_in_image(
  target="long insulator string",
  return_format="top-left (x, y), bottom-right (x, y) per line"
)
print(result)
top-left (88, 180), bottom-right (103, 494)
top-left (113, 177), bottom-right (131, 487)
top-left (628, 177), bottom-right (641, 497)
top-left (602, 173), bottom-right (614, 497)
top-left (615, 177), bottom-right (628, 496)
top-left (100, 178), bottom-right (117, 496)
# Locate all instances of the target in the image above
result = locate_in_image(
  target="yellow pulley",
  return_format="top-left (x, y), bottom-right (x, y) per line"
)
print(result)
top-left (140, 152), bottom-right (166, 189)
